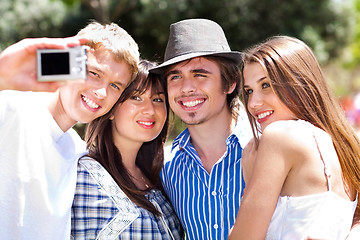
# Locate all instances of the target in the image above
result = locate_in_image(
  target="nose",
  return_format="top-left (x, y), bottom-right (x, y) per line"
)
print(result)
top-left (180, 76), bottom-right (196, 93)
top-left (248, 92), bottom-right (263, 110)
top-left (142, 99), bottom-right (155, 115)
top-left (93, 87), bottom-right (107, 99)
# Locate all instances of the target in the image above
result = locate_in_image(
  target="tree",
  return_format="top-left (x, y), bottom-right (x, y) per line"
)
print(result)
top-left (348, 0), bottom-right (360, 67)
top-left (52, 0), bottom-right (353, 64)
top-left (0, 0), bottom-right (68, 50)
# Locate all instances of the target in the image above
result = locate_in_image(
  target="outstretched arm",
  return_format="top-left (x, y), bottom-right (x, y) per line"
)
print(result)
top-left (0, 36), bottom-right (87, 92)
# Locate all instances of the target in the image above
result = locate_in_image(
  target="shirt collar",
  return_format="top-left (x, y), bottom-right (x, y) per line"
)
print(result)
top-left (171, 128), bottom-right (191, 152)
top-left (231, 109), bottom-right (253, 148)
top-left (171, 112), bottom-right (252, 153)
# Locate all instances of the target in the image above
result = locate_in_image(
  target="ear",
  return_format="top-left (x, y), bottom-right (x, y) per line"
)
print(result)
top-left (227, 82), bottom-right (237, 94)
top-left (109, 115), bottom-right (114, 120)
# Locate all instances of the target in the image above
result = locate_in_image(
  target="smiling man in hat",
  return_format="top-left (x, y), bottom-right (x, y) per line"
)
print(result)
top-left (150, 18), bottom-right (252, 239)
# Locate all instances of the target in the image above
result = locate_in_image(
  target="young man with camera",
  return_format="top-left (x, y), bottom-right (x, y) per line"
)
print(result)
top-left (0, 22), bottom-right (139, 240)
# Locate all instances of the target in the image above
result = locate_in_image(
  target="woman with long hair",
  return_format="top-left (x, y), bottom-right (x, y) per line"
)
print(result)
top-left (229, 36), bottom-right (360, 239)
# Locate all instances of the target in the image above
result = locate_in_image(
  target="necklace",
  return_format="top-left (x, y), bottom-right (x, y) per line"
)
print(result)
top-left (131, 173), bottom-right (151, 190)
top-left (128, 166), bottom-right (152, 190)
top-left (141, 176), bottom-right (150, 189)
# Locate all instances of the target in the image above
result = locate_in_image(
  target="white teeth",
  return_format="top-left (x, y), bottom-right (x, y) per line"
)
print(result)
top-left (258, 111), bottom-right (273, 120)
top-left (182, 99), bottom-right (204, 107)
top-left (138, 121), bottom-right (154, 126)
top-left (82, 95), bottom-right (100, 109)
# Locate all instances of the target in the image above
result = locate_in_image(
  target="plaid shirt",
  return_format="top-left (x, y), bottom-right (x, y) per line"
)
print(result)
top-left (71, 158), bottom-right (184, 240)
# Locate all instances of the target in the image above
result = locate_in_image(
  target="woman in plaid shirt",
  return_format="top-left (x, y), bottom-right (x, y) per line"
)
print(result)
top-left (71, 60), bottom-right (184, 239)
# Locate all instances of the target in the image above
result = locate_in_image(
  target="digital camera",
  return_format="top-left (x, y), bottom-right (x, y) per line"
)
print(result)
top-left (37, 46), bottom-right (87, 81)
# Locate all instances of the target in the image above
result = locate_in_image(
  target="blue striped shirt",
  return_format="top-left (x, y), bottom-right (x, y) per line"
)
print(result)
top-left (161, 113), bottom-right (252, 240)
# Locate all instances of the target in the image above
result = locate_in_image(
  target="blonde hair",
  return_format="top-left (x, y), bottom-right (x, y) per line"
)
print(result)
top-left (77, 21), bottom-right (140, 80)
top-left (241, 35), bottom-right (360, 199)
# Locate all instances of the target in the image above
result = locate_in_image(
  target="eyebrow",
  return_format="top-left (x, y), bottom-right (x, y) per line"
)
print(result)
top-left (150, 91), bottom-right (166, 98)
top-left (191, 68), bottom-right (211, 74)
top-left (167, 69), bottom-right (180, 77)
top-left (167, 68), bottom-right (212, 76)
top-left (89, 65), bottom-right (126, 87)
top-left (88, 64), bottom-right (104, 75)
top-left (165, 69), bottom-right (180, 78)
top-left (244, 76), bottom-right (267, 88)
top-left (155, 91), bottom-right (166, 96)
top-left (114, 81), bottom-right (126, 87)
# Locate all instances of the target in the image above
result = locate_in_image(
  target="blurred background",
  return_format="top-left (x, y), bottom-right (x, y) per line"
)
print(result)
top-left (2, 0), bottom-right (360, 139)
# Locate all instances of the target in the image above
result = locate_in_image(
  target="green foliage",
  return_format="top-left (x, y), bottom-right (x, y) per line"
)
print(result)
top-left (110, 0), bottom-right (354, 64)
top-left (0, 0), bottom-right (68, 50)
top-left (347, 0), bottom-right (360, 68)
top-left (57, 0), bottom-right (78, 6)
top-left (27, 0), bottom-right (351, 65)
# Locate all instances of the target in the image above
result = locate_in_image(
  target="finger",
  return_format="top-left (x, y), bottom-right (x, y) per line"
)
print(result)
top-left (21, 37), bottom-right (88, 53)
top-left (63, 36), bottom-right (89, 47)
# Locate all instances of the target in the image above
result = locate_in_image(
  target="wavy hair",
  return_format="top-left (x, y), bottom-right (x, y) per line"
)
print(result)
top-left (77, 21), bottom-right (140, 81)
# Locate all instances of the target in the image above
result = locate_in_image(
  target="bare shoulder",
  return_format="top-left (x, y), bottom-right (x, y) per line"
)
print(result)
top-left (260, 120), bottom-right (314, 155)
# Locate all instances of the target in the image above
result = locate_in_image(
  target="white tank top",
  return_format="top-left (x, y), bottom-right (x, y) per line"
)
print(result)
top-left (265, 121), bottom-right (357, 240)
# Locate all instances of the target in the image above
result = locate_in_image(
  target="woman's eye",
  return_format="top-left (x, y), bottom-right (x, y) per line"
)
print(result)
top-left (110, 83), bottom-right (119, 90)
top-left (262, 82), bottom-right (271, 89)
top-left (153, 97), bottom-right (165, 103)
top-left (130, 95), bottom-right (141, 101)
top-left (244, 89), bottom-right (253, 95)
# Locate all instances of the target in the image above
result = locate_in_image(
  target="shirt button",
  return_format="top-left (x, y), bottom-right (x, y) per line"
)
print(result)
top-left (211, 191), bottom-right (217, 196)
top-left (213, 224), bottom-right (218, 229)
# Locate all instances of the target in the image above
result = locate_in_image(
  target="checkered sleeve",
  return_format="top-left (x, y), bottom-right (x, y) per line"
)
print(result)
top-left (71, 161), bottom-right (120, 239)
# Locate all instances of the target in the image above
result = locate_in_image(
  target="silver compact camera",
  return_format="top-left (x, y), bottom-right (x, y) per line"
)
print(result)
top-left (37, 46), bottom-right (87, 81)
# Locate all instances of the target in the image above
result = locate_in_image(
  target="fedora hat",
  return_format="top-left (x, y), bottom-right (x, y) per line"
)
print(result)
top-left (150, 18), bottom-right (242, 74)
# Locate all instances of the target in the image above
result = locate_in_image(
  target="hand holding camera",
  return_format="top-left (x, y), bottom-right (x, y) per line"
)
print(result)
top-left (37, 46), bottom-right (87, 82)
top-left (0, 36), bottom-right (87, 92)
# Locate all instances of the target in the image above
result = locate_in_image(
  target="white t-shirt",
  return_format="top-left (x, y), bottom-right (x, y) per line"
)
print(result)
top-left (0, 90), bottom-right (86, 239)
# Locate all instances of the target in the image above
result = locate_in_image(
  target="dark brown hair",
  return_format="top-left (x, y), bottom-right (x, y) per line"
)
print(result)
top-left (207, 56), bottom-right (242, 120)
top-left (85, 59), bottom-right (169, 215)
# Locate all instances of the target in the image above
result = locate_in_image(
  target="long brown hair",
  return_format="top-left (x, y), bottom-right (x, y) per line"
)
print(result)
top-left (85, 59), bottom-right (169, 215)
top-left (241, 35), bottom-right (360, 200)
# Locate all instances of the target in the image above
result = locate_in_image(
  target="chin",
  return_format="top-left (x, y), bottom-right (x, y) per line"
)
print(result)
top-left (260, 124), bottom-right (268, 132)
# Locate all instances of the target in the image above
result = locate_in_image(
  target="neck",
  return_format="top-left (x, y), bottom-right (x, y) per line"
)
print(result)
top-left (115, 140), bottom-right (142, 170)
top-left (47, 90), bottom-right (76, 132)
top-left (187, 111), bottom-right (235, 173)
top-left (115, 141), bottom-right (152, 190)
